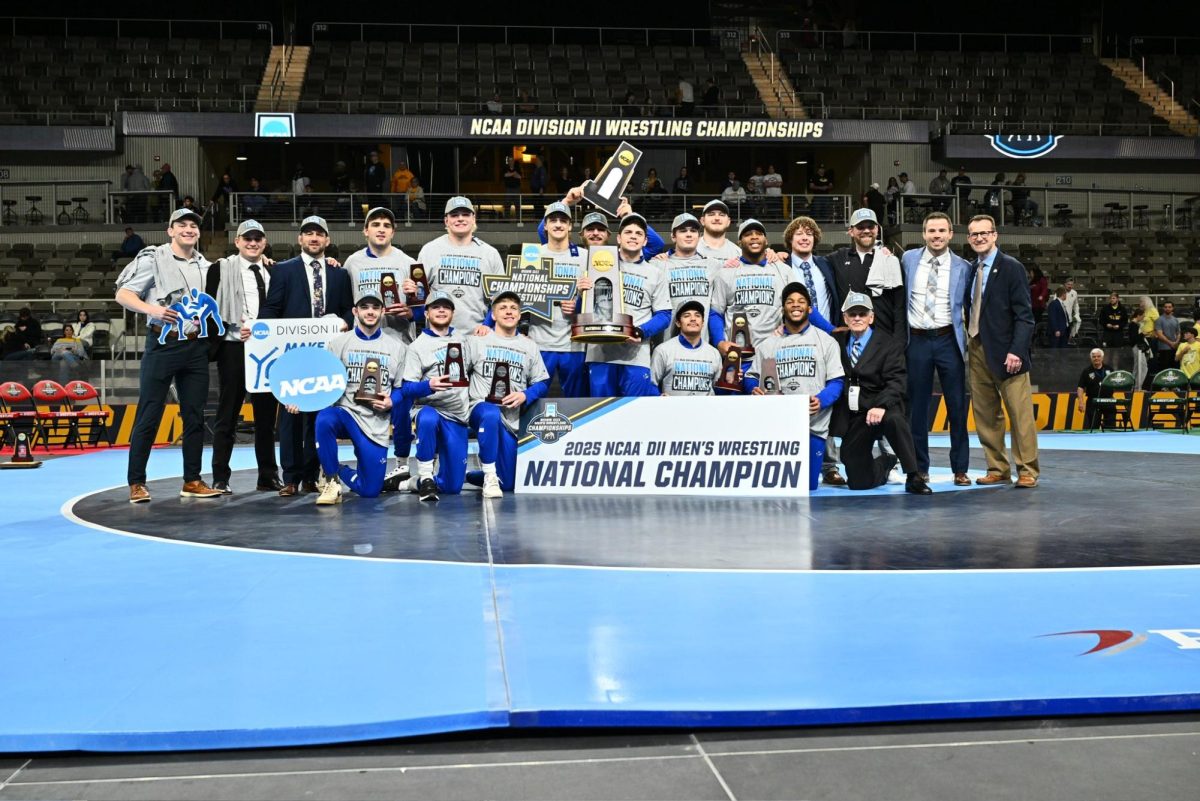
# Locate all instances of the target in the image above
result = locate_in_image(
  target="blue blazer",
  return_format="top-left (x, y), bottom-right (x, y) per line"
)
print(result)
top-left (261, 256), bottom-right (354, 327)
top-left (1047, 297), bottom-right (1069, 337)
top-left (784, 254), bottom-right (839, 320)
top-left (902, 246), bottom-right (970, 358)
top-left (961, 249), bottom-right (1034, 379)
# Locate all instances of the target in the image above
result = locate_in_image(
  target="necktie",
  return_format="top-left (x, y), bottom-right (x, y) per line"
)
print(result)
top-left (311, 261), bottom-right (325, 317)
top-left (968, 260), bottom-right (985, 338)
top-left (850, 338), bottom-right (862, 368)
top-left (798, 260), bottom-right (818, 315)
top-left (248, 263), bottom-right (266, 302)
top-left (925, 257), bottom-right (940, 325)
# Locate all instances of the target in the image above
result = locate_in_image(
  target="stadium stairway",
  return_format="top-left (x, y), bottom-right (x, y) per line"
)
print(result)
top-left (743, 49), bottom-right (808, 120)
top-left (1102, 58), bottom-right (1200, 137)
top-left (255, 45), bottom-right (310, 112)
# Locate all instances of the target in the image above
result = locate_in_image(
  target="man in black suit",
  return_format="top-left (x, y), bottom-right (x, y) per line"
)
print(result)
top-left (260, 215), bottom-right (354, 496)
top-left (963, 214), bottom-right (1039, 488)
top-left (832, 292), bottom-right (930, 494)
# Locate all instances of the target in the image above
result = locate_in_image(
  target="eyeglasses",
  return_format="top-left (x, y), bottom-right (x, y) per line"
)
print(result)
top-left (967, 230), bottom-right (996, 239)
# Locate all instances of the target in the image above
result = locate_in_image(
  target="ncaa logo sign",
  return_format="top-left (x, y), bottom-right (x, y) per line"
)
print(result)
top-left (269, 346), bottom-right (348, 412)
top-left (522, 243), bottom-right (541, 262)
top-left (251, 321), bottom-right (271, 340)
top-left (987, 134), bottom-right (1063, 159)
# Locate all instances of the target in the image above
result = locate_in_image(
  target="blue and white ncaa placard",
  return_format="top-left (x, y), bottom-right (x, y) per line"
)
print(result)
top-left (516, 396), bottom-right (810, 497)
top-left (243, 317), bottom-right (344, 393)
top-left (268, 346), bottom-right (348, 412)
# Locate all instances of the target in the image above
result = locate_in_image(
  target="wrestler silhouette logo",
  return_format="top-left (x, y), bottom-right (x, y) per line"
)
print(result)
top-left (157, 288), bottom-right (225, 344)
top-left (593, 278), bottom-right (614, 322)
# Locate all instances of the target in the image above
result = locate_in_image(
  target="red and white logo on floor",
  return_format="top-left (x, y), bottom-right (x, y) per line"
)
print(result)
top-left (516, 396), bottom-right (811, 497)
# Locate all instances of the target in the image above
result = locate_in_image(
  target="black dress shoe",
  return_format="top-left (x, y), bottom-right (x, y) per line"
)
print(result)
top-left (823, 470), bottom-right (847, 486)
top-left (257, 476), bottom-right (285, 492)
top-left (905, 474), bottom-right (933, 495)
top-left (418, 477), bottom-right (439, 502)
top-left (278, 483), bottom-right (298, 497)
top-left (301, 480), bottom-right (320, 494)
top-left (212, 480), bottom-right (233, 495)
top-left (918, 471), bottom-right (930, 483)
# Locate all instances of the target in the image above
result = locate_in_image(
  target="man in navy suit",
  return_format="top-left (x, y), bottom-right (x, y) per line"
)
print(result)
top-left (260, 215), bottom-right (354, 496)
top-left (963, 214), bottom-right (1039, 488)
top-left (1046, 285), bottom-right (1070, 348)
top-left (902, 211), bottom-right (971, 486)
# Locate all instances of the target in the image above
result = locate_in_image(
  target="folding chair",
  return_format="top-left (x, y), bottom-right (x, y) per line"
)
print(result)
top-left (1189, 373), bottom-right (1200, 430)
top-left (0, 381), bottom-right (42, 451)
top-left (1146, 369), bottom-right (1190, 431)
top-left (1089, 370), bottom-right (1134, 431)
top-left (61, 380), bottom-right (112, 447)
top-left (30, 380), bottom-right (82, 449)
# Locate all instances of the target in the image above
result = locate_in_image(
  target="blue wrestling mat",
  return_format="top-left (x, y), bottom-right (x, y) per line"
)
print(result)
top-left (1, 431), bottom-right (1198, 751)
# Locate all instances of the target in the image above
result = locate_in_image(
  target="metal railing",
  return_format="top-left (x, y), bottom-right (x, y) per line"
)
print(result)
top-left (1127, 36), bottom-right (1200, 56)
top-left (0, 181), bottom-right (113, 227)
top-left (311, 22), bottom-right (738, 47)
top-left (226, 191), bottom-right (855, 230)
top-left (893, 187), bottom-right (1200, 231)
top-left (0, 16), bottom-right (273, 42)
top-left (115, 96), bottom-right (253, 114)
top-left (294, 98), bottom-right (768, 118)
top-left (0, 111), bottom-right (112, 126)
top-left (825, 105), bottom-right (940, 121)
top-left (106, 191), bottom-right (179, 226)
top-left (942, 119), bottom-right (1178, 137)
top-left (776, 29), bottom-right (1094, 54)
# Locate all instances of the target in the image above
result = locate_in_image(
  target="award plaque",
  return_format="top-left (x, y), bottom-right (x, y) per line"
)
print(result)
top-left (571, 245), bottom-right (635, 343)
top-left (729, 306), bottom-right (755, 357)
top-left (487, 362), bottom-right (512, 404)
top-left (581, 141), bottom-right (644, 217)
top-left (760, 357), bottom-right (780, 395)
top-left (379, 272), bottom-right (401, 307)
top-left (407, 264), bottom-right (430, 307)
top-left (715, 348), bottom-right (744, 393)
top-left (444, 342), bottom-right (468, 387)
top-left (354, 357), bottom-right (386, 404)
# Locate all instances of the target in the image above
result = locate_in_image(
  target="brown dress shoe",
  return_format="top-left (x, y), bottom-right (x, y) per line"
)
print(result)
top-left (180, 479), bottom-right (222, 498)
top-left (278, 483), bottom-right (298, 497)
top-left (823, 470), bottom-right (847, 486)
top-left (954, 473), bottom-right (972, 486)
top-left (975, 473), bottom-right (1012, 485)
top-left (1015, 475), bottom-right (1039, 488)
top-left (257, 476), bottom-right (285, 492)
top-left (301, 480), bottom-right (320, 494)
top-left (129, 483), bottom-right (151, 503)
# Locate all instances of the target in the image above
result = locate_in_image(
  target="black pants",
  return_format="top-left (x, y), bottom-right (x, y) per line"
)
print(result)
top-left (127, 335), bottom-right (208, 485)
top-left (841, 407), bottom-right (920, 490)
top-left (211, 340), bottom-right (279, 484)
top-left (278, 409), bottom-right (318, 485)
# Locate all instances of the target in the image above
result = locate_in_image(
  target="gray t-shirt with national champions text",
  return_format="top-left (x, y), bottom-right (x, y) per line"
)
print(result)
top-left (584, 257), bottom-right (671, 368)
top-left (747, 324), bottom-right (844, 438)
top-left (325, 327), bottom-right (408, 447)
top-left (416, 234), bottom-right (506, 332)
top-left (342, 246), bottom-right (417, 342)
top-left (651, 336), bottom-right (723, 396)
top-left (710, 260), bottom-right (792, 349)
top-left (697, 238), bottom-right (742, 262)
top-left (465, 331), bottom-right (549, 435)
top-left (663, 252), bottom-right (723, 345)
top-left (527, 242), bottom-right (587, 354)
top-left (402, 328), bottom-right (470, 424)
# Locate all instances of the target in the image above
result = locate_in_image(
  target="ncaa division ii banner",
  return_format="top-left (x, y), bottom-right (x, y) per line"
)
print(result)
top-left (516, 396), bottom-right (811, 497)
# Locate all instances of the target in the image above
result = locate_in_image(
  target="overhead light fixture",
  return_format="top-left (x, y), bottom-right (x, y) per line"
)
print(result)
top-left (795, 160), bottom-right (808, 165)
top-left (235, 153), bottom-right (248, 162)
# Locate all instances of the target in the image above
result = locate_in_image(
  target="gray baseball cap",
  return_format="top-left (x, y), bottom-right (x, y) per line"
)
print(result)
top-left (236, 219), bottom-right (265, 237)
top-left (671, 212), bottom-right (701, 231)
top-left (543, 201), bottom-right (572, 220)
top-left (841, 291), bottom-right (874, 312)
top-left (581, 211), bottom-right (609, 230)
top-left (444, 196), bottom-right (475, 214)
top-left (169, 208), bottom-right (202, 225)
top-left (365, 206), bottom-right (395, 223)
top-left (702, 199), bottom-right (730, 216)
top-left (849, 208), bottom-right (879, 227)
top-left (619, 212), bottom-right (648, 231)
top-left (737, 218), bottom-right (766, 238)
top-left (300, 215), bottom-right (329, 234)
top-left (426, 290), bottom-right (456, 310)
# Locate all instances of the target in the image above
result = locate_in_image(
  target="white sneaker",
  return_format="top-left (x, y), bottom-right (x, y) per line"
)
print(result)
top-left (316, 477), bottom-right (342, 506)
top-left (482, 473), bottom-right (503, 499)
top-left (382, 461), bottom-right (411, 492)
top-left (406, 475), bottom-right (420, 493)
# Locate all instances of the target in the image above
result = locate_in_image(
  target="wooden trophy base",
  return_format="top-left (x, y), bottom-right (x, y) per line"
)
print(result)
top-left (0, 460), bottom-right (42, 469)
top-left (571, 313), bottom-right (635, 344)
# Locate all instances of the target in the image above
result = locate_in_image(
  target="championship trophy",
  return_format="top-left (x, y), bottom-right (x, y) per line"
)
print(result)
top-left (728, 306), bottom-right (754, 357)
top-left (487, 362), bottom-right (512, 403)
top-left (444, 342), bottom-right (468, 387)
top-left (354, 357), bottom-right (386, 404)
top-left (715, 348), bottom-right (744, 393)
top-left (760, 357), bottom-right (780, 395)
top-left (0, 430), bottom-right (42, 469)
top-left (581, 141), bottom-right (644, 217)
top-left (570, 245), bottom-right (635, 343)
top-left (379, 272), bottom-right (401, 307)
top-left (407, 264), bottom-right (430, 307)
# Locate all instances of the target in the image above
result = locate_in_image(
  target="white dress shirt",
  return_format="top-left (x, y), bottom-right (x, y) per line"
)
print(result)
top-left (239, 256), bottom-right (270, 321)
top-left (909, 247), bottom-right (952, 329)
top-left (789, 253), bottom-right (832, 320)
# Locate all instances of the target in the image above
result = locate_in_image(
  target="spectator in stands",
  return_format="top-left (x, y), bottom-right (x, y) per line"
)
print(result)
top-left (1028, 266), bottom-right (1049, 326)
top-left (763, 165), bottom-right (783, 219)
top-left (242, 177), bottom-right (267, 219)
top-left (73, 310), bottom-right (95, 355)
top-left (1134, 297), bottom-right (1158, 388)
top-left (950, 167), bottom-right (973, 221)
top-left (1191, 296), bottom-right (1200, 327)
top-left (863, 182), bottom-right (885, 225)
top-left (113, 227), bottom-right (146, 264)
top-left (1077, 348), bottom-right (1112, 428)
top-left (502, 160), bottom-right (523, 219)
top-left (555, 166), bottom-right (574, 194)
top-left (621, 91), bottom-right (640, 117)
top-left (210, 173), bottom-right (237, 230)
top-left (983, 173), bottom-right (1006, 217)
top-left (1063, 277), bottom-right (1081, 343)
top-left (721, 170), bottom-right (738, 192)
top-left (1177, 326), bottom-right (1200, 378)
top-left (810, 166), bottom-right (834, 222)
top-left (530, 156), bottom-right (548, 198)
top-left (701, 78), bottom-right (720, 115)
top-left (0, 329), bottom-right (23, 360)
top-left (158, 163), bottom-right (179, 208)
top-left (181, 196), bottom-right (199, 216)
top-left (291, 164), bottom-right (311, 198)
top-left (1009, 173), bottom-right (1038, 225)
top-left (677, 75), bottom-right (695, 116)
top-left (747, 166), bottom-right (766, 211)
top-left (720, 178), bottom-right (747, 215)
top-left (331, 161), bottom-right (351, 193)
top-left (641, 167), bottom-right (667, 218)
top-left (149, 168), bottom-right (166, 222)
top-left (898, 173), bottom-right (915, 195)
top-left (673, 166), bottom-right (690, 195)
top-left (1099, 292), bottom-right (1127, 369)
top-left (390, 160), bottom-right (414, 195)
top-left (364, 152), bottom-right (387, 207)
top-left (1048, 286), bottom-right (1070, 348)
top-left (884, 176), bottom-right (901, 225)
top-left (1154, 300), bottom-right (1181, 373)
top-left (50, 324), bottom-right (87, 382)
top-left (929, 169), bottom-right (952, 212)
top-left (4, 307), bottom-right (41, 361)
top-left (407, 177), bottom-right (427, 219)
top-left (120, 164), bottom-right (142, 223)
top-left (298, 185), bottom-right (320, 220)
top-left (486, 93), bottom-right (503, 114)
top-left (517, 89), bottom-right (536, 114)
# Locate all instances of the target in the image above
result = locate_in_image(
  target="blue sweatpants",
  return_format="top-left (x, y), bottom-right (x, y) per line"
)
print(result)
top-left (315, 406), bottom-right (389, 498)
top-left (541, 350), bottom-right (587, 397)
top-left (390, 395), bottom-right (414, 459)
top-left (587, 363), bottom-right (657, 397)
top-left (414, 406), bottom-right (468, 494)
top-left (468, 402), bottom-right (518, 491)
top-left (809, 434), bottom-right (826, 492)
